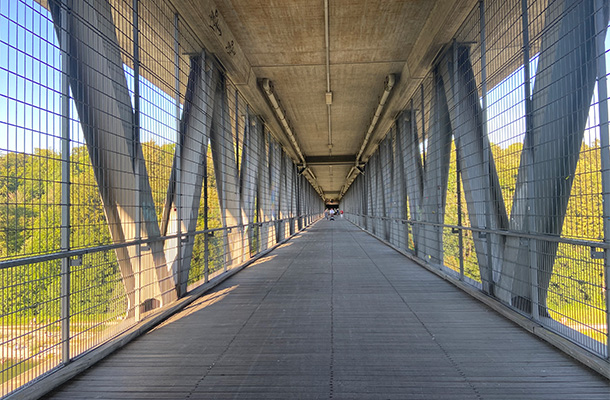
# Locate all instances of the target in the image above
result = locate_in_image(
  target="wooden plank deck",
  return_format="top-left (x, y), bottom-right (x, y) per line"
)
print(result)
top-left (44, 220), bottom-right (609, 399)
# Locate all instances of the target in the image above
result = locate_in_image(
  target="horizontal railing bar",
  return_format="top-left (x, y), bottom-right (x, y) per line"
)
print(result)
top-left (349, 212), bottom-right (608, 250)
top-left (0, 214), bottom-right (315, 271)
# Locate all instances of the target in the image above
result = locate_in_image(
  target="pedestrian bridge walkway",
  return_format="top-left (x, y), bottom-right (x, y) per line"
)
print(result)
top-left (44, 220), bottom-right (609, 399)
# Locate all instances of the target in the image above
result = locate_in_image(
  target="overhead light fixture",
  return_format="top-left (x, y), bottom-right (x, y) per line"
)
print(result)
top-left (260, 78), bottom-right (306, 165)
top-left (338, 75), bottom-right (395, 198)
top-left (355, 74), bottom-right (396, 164)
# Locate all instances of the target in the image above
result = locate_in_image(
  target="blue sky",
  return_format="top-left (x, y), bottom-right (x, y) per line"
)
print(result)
top-left (0, 0), bottom-right (609, 155)
top-left (0, 0), bottom-right (179, 155)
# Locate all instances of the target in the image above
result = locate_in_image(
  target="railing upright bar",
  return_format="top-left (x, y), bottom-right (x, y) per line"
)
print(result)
top-left (521, 0), bottom-right (539, 321)
top-left (594, 0), bottom-right (610, 358)
top-left (480, 0), bottom-right (495, 295)
top-left (133, 0), bottom-right (142, 322)
top-left (204, 142), bottom-right (210, 284)
top-left (174, 13), bottom-right (183, 294)
top-left (59, 0), bottom-right (71, 365)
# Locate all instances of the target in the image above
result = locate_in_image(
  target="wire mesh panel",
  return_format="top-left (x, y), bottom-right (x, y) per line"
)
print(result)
top-left (0, 0), bottom-right (322, 396)
top-left (343, 0), bottom-right (610, 360)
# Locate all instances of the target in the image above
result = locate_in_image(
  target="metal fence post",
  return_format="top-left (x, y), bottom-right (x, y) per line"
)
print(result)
top-left (204, 147), bottom-right (209, 284)
top-left (133, 0), bottom-right (142, 321)
top-left (174, 13), bottom-right (183, 294)
top-left (59, 0), bottom-right (71, 365)
top-left (521, 0), bottom-right (539, 321)
top-left (594, 0), bottom-right (610, 359)
top-left (480, 0), bottom-right (495, 294)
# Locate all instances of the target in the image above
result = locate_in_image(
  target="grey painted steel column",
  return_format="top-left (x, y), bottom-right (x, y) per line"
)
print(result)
top-left (403, 105), bottom-right (423, 253)
top-left (365, 167), bottom-right (372, 230)
top-left (497, 0), bottom-right (605, 312)
top-left (438, 45), bottom-right (508, 291)
top-left (290, 163), bottom-right (297, 235)
top-left (385, 137), bottom-right (393, 241)
top-left (278, 152), bottom-right (287, 240)
top-left (380, 138), bottom-right (392, 241)
top-left (369, 153), bottom-right (378, 234)
top-left (162, 52), bottom-right (215, 296)
top-left (258, 131), bottom-right (271, 250)
top-left (361, 176), bottom-right (366, 227)
top-left (419, 69), bottom-right (452, 265)
top-left (269, 141), bottom-right (281, 244)
top-left (210, 70), bottom-right (241, 271)
top-left (375, 153), bottom-right (382, 235)
top-left (521, 0), bottom-right (540, 320)
top-left (394, 114), bottom-right (409, 251)
top-left (284, 153), bottom-right (291, 235)
top-left (594, 0), bottom-right (610, 358)
top-left (203, 140), bottom-right (209, 284)
top-left (240, 114), bottom-right (260, 259)
top-left (173, 14), bottom-right (182, 292)
top-left (59, 0), bottom-right (71, 364)
top-left (388, 132), bottom-right (397, 246)
top-left (297, 174), bottom-right (303, 230)
top-left (285, 154), bottom-right (291, 235)
top-left (133, 0), bottom-right (145, 319)
top-left (48, 0), bottom-right (176, 313)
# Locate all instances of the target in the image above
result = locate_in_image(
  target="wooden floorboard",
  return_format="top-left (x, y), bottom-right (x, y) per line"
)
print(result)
top-left (43, 220), bottom-right (609, 399)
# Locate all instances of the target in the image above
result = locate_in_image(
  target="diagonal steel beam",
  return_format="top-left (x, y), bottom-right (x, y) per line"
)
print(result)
top-left (240, 115), bottom-right (261, 258)
top-left (438, 44), bottom-right (509, 292)
top-left (49, 0), bottom-right (175, 313)
top-left (209, 72), bottom-right (242, 270)
top-left (497, 0), bottom-right (606, 313)
top-left (162, 52), bottom-right (216, 296)
top-left (402, 109), bottom-right (424, 253)
top-left (418, 69), bottom-right (453, 265)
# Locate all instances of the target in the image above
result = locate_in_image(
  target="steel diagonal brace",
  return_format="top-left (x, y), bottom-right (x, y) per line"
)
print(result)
top-left (49, 0), bottom-right (176, 315)
top-left (497, 0), bottom-right (607, 314)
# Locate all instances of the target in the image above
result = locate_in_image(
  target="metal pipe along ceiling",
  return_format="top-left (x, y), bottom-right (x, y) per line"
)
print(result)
top-left (339, 74), bottom-right (396, 197)
top-left (356, 74), bottom-right (396, 164)
top-left (325, 0), bottom-right (332, 153)
top-left (341, 74), bottom-right (396, 197)
top-left (261, 78), bottom-right (306, 165)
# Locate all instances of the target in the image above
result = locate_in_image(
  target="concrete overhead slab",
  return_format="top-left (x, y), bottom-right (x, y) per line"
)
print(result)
top-left (170, 0), bottom-right (478, 200)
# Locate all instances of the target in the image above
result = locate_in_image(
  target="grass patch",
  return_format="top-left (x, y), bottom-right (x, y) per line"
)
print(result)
top-left (0, 359), bottom-right (38, 384)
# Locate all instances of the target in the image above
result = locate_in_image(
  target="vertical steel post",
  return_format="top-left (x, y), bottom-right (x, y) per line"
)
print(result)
top-left (420, 84), bottom-right (426, 167)
top-left (174, 13), bottom-right (183, 295)
top-left (235, 89), bottom-right (240, 174)
top-left (521, 0), bottom-right (539, 320)
top-left (594, 0), bottom-right (610, 358)
top-left (480, 0), bottom-right (495, 293)
top-left (452, 39), bottom-right (465, 281)
top-left (133, 0), bottom-right (142, 321)
top-left (59, 0), bottom-right (71, 364)
top-left (456, 149), bottom-right (464, 281)
top-left (436, 74), bottom-right (444, 268)
top-left (204, 144), bottom-right (209, 284)
top-left (222, 89), bottom-right (229, 274)
top-left (409, 100), bottom-right (415, 252)
top-left (234, 89), bottom-right (243, 263)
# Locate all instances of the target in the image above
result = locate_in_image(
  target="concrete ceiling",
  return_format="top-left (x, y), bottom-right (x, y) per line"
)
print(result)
top-left (172, 0), bottom-right (476, 202)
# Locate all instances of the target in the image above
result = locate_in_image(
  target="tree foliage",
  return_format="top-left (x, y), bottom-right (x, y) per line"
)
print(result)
top-left (443, 140), bottom-right (606, 321)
